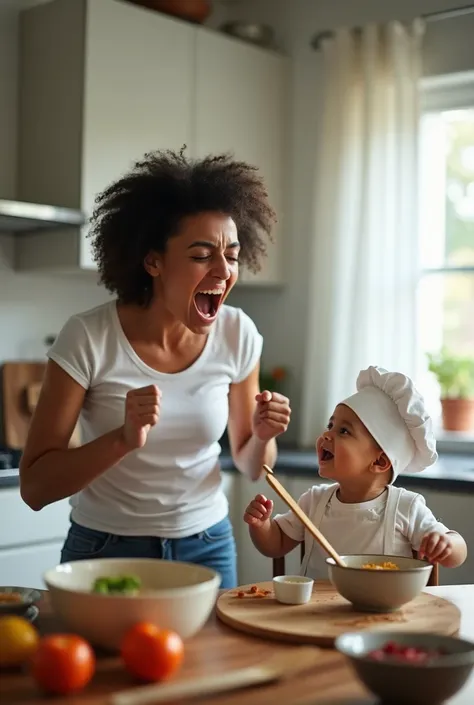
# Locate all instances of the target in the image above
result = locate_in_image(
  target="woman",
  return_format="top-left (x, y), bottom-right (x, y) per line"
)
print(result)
top-left (19, 149), bottom-right (291, 588)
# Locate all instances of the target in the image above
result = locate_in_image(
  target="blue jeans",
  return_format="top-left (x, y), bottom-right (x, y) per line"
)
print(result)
top-left (60, 516), bottom-right (237, 589)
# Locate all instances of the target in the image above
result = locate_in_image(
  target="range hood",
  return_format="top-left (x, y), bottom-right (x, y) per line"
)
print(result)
top-left (0, 199), bottom-right (85, 233)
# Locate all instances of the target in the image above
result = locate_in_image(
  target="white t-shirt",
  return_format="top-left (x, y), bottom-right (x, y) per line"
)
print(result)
top-left (48, 301), bottom-right (263, 538)
top-left (274, 484), bottom-right (450, 580)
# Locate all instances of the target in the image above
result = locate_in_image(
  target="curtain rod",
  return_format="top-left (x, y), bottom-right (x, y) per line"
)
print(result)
top-left (310, 4), bottom-right (474, 50)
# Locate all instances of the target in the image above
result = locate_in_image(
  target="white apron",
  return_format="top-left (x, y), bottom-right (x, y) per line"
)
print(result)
top-left (300, 484), bottom-right (405, 578)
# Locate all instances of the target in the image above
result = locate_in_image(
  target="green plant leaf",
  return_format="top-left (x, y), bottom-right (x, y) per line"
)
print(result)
top-left (427, 348), bottom-right (474, 399)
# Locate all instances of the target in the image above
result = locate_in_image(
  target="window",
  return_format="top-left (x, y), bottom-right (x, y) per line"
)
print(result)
top-left (417, 74), bottom-right (474, 442)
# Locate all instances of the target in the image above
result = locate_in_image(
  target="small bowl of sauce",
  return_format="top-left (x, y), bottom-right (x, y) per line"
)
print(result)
top-left (0, 587), bottom-right (41, 617)
top-left (272, 575), bottom-right (314, 605)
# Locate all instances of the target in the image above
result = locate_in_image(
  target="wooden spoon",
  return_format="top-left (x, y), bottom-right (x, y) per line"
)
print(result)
top-left (263, 464), bottom-right (347, 568)
top-left (110, 646), bottom-right (320, 705)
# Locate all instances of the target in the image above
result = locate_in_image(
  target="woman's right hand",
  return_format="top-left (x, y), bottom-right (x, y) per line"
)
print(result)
top-left (243, 494), bottom-right (273, 527)
top-left (123, 384), bottom-right (161, 450)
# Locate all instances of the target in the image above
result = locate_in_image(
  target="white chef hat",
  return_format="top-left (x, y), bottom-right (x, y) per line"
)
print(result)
top-left (341, 366), bottom-right (438, 481)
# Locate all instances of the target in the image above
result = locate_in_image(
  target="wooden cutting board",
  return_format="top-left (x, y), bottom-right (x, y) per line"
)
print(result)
top-left (1, 362), bottom-right (47, 449)
top-left (1, 361), bottom-right (81, 449)
top-left (216, 581), bottom-right (461, 647)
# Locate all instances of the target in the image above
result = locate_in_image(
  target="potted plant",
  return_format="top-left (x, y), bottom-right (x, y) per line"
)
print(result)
top-left (259, 366), bottom-right (288, 396)
top-left (427, 349), bottom-right (474, 432)
top-left (219, 366), bottom-right (288, 449)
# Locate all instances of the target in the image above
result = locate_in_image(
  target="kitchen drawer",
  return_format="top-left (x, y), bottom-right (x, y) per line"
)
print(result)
top-left (0, 488), bottom-right (71, 549)
top-left (0, 541), bottom-right (63, 588)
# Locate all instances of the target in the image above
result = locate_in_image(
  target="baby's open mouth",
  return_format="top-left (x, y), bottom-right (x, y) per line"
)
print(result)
top-left (321, 449), bottom-right (334, 461)
top-left (194, 289), bottom-right (224, 319)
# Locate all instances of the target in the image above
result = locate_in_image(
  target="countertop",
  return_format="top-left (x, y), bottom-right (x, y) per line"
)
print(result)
top-left (4, 585), bottom-right (474, 704)
top-left (1, 446), bottom-right (473, 492)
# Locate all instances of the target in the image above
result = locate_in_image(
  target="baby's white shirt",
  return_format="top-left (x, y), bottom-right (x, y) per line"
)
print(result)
top-left (274, 484), bottom-right (450, 580)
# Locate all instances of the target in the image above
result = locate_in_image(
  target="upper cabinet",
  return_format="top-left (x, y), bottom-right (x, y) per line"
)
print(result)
top-left (81, 1), bottom-right (195, 268)
top-left (17, 0), bottom-right (194, 272)
top-left (194, 30), bottom-right (288, 285)
top-left (16, 0), bottom-right (288, 285)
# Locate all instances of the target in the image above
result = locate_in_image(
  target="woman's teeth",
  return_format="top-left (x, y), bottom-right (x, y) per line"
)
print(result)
top-left (194, 289), bottom-right (224, 318)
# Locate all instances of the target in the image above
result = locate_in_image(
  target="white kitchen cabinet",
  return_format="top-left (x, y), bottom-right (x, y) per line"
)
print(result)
top-left (16, 0), bottom-right (194, 271)
top-left (221, 470), bottom-right (239, 534)
top-left (0, 488), bottom-right (71, 550)
top-left (0, 487), bottom-right (71, 588)
top-left (232, 472), bottom-right (301, 585)
top-left (417, 489), bottom-right (474, 586)
top-left (0, 475), bottom-right (238, 589)
top-left (195, 29), bottom-right (288, 286)
top-left (0, 542), bottom-right (64, 589)
top-left (16, 0), bottom-right (288, 282)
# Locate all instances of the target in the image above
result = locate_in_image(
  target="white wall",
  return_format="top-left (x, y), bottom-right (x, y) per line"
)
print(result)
top-left (223, 0), bottom-right (474, 443)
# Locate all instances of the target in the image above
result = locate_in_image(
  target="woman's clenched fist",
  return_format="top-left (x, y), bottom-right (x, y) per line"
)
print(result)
top-left (122, 385), bottom-right (161, 450)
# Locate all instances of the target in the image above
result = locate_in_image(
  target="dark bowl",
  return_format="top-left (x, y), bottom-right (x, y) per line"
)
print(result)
top-left (336, 630), bottom-right (474, 705)
top-left (0, 586), bottom-right (41, 617)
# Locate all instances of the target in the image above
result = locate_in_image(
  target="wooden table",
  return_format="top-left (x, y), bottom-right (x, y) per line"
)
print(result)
top-left (2, 585), bottom-right (474, 704)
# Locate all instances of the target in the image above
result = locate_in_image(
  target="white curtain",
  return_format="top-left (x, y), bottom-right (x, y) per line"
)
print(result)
top-left (300, 20), bottom-right (425, 446)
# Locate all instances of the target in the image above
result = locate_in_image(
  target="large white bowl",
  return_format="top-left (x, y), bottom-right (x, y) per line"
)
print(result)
top-left (43, 558), bottom-right (220, 651)
top-left (326, 554), bottom-right (432, 612)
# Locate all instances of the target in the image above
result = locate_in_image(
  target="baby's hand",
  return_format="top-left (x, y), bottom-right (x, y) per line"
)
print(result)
top-left (418, 531), bottom-right (454, 565)
top-left (244, 494), bottom-right (273, 527)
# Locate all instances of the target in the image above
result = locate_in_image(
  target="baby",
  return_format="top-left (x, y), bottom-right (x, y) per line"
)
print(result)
top-left (244, 366), bottom-right (467, 579)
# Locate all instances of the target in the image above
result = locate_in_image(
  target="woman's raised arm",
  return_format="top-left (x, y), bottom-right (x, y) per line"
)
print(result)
top-left (20, 360), bottom-right (130, 511)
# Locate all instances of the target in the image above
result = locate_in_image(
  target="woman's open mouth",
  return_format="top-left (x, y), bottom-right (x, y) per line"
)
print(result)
top-left (194, 288), bottom-right (225, 322)
top-left (320, 449), bottom-right (334, 462)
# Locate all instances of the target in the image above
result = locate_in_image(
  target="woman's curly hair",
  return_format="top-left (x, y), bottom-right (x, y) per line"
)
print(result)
top-left (89, 148), bottom-right (277, 306)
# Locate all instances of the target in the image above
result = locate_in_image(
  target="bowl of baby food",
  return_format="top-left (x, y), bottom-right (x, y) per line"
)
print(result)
top-left (335, 631), bottom-right (474, 705)
top-left (326, 554), bottom-right (432, 612)
top-left (273, 575), bottom-right (314, 605)
top-left (43, 558), bottom-right (220, 650)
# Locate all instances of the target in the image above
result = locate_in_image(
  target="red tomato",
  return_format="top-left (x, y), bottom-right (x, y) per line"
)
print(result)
top-left (30, 634), bottom-right (95, 695)
top-left (121, 622), bottom-right (184, 682)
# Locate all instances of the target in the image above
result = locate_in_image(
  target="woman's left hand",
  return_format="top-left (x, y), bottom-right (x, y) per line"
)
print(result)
top-left (252, 390), bottom-right (291, 442)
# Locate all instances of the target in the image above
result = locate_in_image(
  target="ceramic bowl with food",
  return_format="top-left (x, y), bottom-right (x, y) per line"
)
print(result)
top-left (0, 586), bottom-right (41, 617)
top-left (336, 630), bottom-right (474, 705)
top-left (273, 575), bottom-right (314, 605)
top-left (326, 554), bottom-right (432, 612)
top-left (43, 558), bottom-right (220, 651)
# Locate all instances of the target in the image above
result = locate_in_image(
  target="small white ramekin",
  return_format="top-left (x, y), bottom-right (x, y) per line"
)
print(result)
top-left (272, 575), bottom-right (314, 605)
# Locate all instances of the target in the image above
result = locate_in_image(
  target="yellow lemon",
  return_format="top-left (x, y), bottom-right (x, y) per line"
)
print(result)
top-left (0, 615), bottom-right (40, 668)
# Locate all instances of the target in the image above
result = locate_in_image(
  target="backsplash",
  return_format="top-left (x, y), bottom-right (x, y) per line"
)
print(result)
top-left (0, 254), bottom-right (111, 361)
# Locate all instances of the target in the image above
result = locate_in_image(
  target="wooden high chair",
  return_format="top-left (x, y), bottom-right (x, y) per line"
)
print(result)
top-left (272, 544), bottom-right (439, 586)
